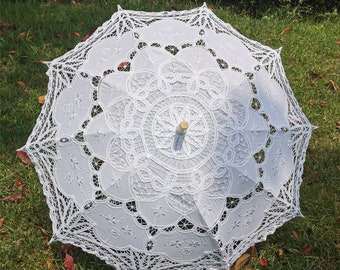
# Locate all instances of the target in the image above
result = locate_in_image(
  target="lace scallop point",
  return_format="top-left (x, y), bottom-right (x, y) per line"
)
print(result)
top-left (176, 120), bottom-right (189, 134)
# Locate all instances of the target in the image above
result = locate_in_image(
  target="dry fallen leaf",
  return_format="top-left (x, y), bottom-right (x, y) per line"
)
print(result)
top-left (301, 245), bottom-right (313, 254)
top-left (64, 253), bottom-right (76, 270)
top-left (278, 249), bottom-right (284, 257)
top-left (329, 80), bottom-right (339, 91)
top-left (233, 253), bottom-right (251, 270)
top-left (83, 33), bottom-right (90, 41)
top-left (73, 32), bottom-right (80, 37)
top-left (7, 50), bottom-right (17, 55)
top-left (18, 31), bottom-right (26, 38)
top-left (46, 258), bottom-right (56, 270)
top-left (259, 257), bottom-right (268, 268)
top-left (0, 218), bottom-right (4, 228)
top-left (16, 150), bottom-right (31, 165)
top-left (335, 121), bottom-right (340, 129)
top-left (292, 230), bottom-right (299, 239)
top-left (311, 72), bottom-right (324, 79)
top-left (38, 95), bottom-right (45, 104)
top-left (15, 179), bottom-right (25, 188)
top-left (280, 27), bottom-right (291, 35)
top-left (1, 194), bottom-right (26, 203)
top-left (17, 81), bottom-right (27, 90)
top-left (56, 32), bottom-right (63, 39)
top-left (3, 21), bottom-right (12, 28)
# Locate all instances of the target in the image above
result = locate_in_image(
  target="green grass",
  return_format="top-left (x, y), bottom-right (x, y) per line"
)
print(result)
top-left (0, 1), bottom-right (339, 269)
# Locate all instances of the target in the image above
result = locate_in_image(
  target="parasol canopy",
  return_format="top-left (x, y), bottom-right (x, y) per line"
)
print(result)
top-left (22, 3), bottom-right (313, 269)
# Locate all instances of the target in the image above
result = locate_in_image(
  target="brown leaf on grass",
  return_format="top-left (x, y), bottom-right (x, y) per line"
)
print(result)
top-left (18, 32), bottom-right (26, 38)
top-left (232, 253), bottom-right (251, 270)
top-left (0, 29), bottom-right (4, 36)
top-left (336, 217), bottom-right (340, 223)
top-left (0, 218), bottom-right (4, 228)
top-left (73, 32), bottom-right (80, 37)
top-left (15, 179), bottom-right (25, 188)
top-left (280, 27), bottom-right (291, 35)
top-left (259, 257), bottom-right (268, 268)
top-left (16, 150), bottom-right (31, 165)
top-left (301, 245), bottom-right (313, 254)
top-left (82, 33), bottom-right (90, 41)
top-left (329, 80), bottom-right (339, 91)
top-left (336, 40), bottom-right (340, 45)
top-left (64, 253), bottom-right (76, 270)
top-left (1, 194), bottom-right (26, 202)
top-left (292, 230), bottom-right (299, 238)
top-left (310, 72), bottom-right (325, 79)
top-left (2, 21), bottom-right (12, 28)
top-left (17, 81), bottom-right (28, 91)
top-left (278, 249), bottom-right (284, 258)
top-left (46, 258), bottom-right (56, 270)
top-left (292, 230), bottom-right (299, 239)
top-left (38, 95), bottom-right (45, 104)
top-left (7, 50), bottom-right (17, 55)
top-left (56, 32), bottom-right (63, 39)
top-left (335, 121), bottom-right (340, 129)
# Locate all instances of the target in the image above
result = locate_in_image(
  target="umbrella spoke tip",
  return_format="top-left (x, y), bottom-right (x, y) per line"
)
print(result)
top-left (42, 61), bottom-right (51, 66)
top-left (16, 146), bottom-right (26, 152)
top-left (117, 5), bottom-right (123, 11)
top-left (48, 235), bottom-right (57, 245)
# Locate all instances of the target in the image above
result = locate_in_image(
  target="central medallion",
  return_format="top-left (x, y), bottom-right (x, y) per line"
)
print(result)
top-left (142, 95), bottom-right (216, 173)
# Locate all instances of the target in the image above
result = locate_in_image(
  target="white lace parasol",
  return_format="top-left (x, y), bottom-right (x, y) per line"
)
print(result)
top-left (23, 3), bottom-right (313, 269)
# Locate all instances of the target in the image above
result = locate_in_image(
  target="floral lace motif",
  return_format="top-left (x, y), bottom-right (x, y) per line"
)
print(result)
top-left (24, 4), bottom-right (313, 270)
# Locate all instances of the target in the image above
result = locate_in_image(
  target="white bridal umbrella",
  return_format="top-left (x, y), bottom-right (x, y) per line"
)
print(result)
top-left (22, 3), bottom-right (313, 269)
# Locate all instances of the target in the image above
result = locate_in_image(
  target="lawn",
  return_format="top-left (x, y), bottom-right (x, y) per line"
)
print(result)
top-left (0, 0), bottom-right (339, 269)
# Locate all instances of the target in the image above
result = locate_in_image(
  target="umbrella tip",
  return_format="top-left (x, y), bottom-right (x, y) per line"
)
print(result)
top-left (202, 2), bottom-right (207, 8)
top-left (176, 121), bottom-right (189, 135)
top-left (117, 4), bottom-right (123, 11)
top-left (312, 125), bottom-right (319, 130)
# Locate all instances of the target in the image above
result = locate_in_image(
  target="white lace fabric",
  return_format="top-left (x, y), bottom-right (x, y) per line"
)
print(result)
top-left (24, 3), bottom-right (313, 269)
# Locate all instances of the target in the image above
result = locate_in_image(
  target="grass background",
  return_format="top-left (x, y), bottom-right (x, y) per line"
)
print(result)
top-left (0, 0), bottom-right (339, 269)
